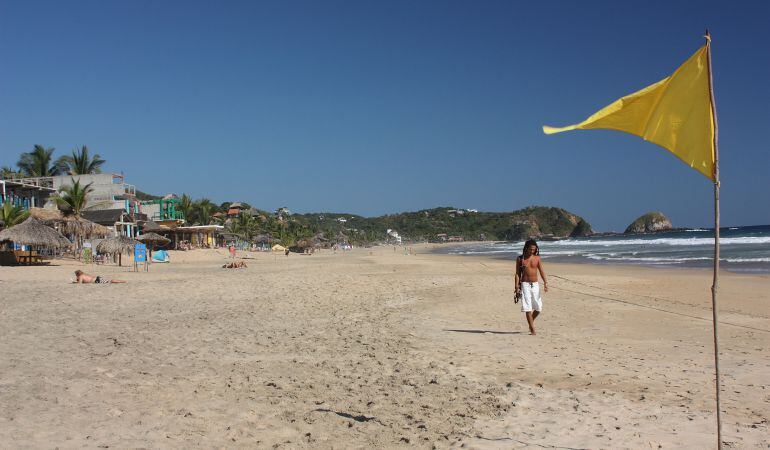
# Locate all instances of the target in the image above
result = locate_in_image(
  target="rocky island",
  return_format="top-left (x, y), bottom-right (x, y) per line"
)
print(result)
top-left (624, 212), bottom-right (673, 234)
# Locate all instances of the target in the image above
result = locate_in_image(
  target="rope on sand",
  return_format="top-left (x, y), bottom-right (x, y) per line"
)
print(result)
top-left (550, 275), bottom-right (769, 333)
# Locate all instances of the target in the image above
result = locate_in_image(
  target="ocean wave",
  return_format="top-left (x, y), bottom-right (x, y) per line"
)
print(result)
top-left (724, 257), bottom-right (770, 263)
top-left (450, 249), bottom-right (514, 255)
top-left (547, 236), bottom-right (770, 247)
top-left (585, 255), bottom-right (713, 263)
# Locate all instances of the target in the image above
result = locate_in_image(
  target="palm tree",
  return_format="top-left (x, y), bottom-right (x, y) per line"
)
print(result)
top-left (55, 178), bottom-right (93, 218)
top-left (193, 198), bottom-right (214, 225)
top-left (17, 145), bottom-right (67, 177)
top-left (1, 166), bottom-right (20, 179)
top-left (230, 213), bottom-right (259, 242)
top-left (55, 178), bottom-right (94, 256)
top-left (0, 202), bottom-right (29, 229)
top-left (179, 194), bottom-right (193, 224)
top-left (62, 145), bottom-right (105, 174)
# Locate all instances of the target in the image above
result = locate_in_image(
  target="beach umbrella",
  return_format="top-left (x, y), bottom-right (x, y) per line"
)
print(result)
top-left (96, 235), bottom-right (138, 266)
top-left (28, 207), bottom-right (110, 237)
top-left (0, 217), bottom-right (71, 264)
top-left (0, 216), bottom-right (71, 247)
top-left (28, 206), bottom-right (63, 222)
top-left (136, 232), bottom-right (170, 244)
top-left (60, 216), bottom-right (111, 239)
top-left (254, 233), bottom-right (273, 244)
top-left (142, 220), bottom-right (162, 233)
top-left (137, 232), bottom-right (171, 259)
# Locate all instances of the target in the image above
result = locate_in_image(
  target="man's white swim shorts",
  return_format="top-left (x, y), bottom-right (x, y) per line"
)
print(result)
top-left (520, 282), bottom-right (542, 312)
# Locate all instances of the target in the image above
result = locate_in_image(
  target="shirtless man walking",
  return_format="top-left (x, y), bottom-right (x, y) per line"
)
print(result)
top-left (515, 240), bottom-right (548, 335)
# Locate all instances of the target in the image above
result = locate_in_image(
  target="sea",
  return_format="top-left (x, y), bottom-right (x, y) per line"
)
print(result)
top-left (437, 225), bottom-right (770, 274)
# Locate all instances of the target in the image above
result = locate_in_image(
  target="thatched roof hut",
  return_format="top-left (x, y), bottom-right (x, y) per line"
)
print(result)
top-left (60, 216), bottom-right (111, 238)
top-left (28, 207), bottom-right (63, 222)
top-left (97, 235), bottom-right (138, 255)
top-left (136, 232), bottom-right (171, 245)
top-left (0, 217), bottom-right (71, 248)
top-left (97, 235), bottom-right (139, 266)
top-left (142, 220), bottom-right (162, 232)
top-left (254, 233), bottom-right (273, 244)
top-left (28, 207), bottom-right (110, 238)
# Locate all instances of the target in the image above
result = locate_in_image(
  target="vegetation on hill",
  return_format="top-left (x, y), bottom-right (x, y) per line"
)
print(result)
top-left (3, 147), bottom-right (594, 246)
top-left (173, 203), bottom-right (594, 247)
top-left (293, 206), bottom-right (592, 244)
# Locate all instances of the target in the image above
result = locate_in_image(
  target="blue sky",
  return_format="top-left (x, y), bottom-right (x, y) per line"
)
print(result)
top-left (2, 0), bottom-right (768, 231)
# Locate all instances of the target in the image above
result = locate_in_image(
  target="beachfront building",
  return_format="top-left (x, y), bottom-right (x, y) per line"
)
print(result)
top-left (0, 178), bottom-right (56, 211)
top-left (386, 229), bottom-right (402, 244)
top-left (5, 173), bottom-right (142, 237)
top-left (173, 225), bottom-right (225, 248)
top-left (140, 194), bottom-right (185, 228)
top-left (81, 208), bottom-right (147, 238)
top-left (227, 202), bottom-right (245, 218)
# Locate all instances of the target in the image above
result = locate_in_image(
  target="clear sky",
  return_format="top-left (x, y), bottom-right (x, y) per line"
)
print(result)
top-left (2, 0), bottom-right (768, 231)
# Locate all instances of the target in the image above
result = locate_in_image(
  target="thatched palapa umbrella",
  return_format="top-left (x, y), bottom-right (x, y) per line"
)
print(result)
top-left (136, 232), bottom-right (171, 259)
top-left (28, 206), bottom-right (63, 223)
top-left (0, 217), bottom-right (71, 264)
top-left (29, 207), bottom-right (110, 256)
top-left (60, 216), bottom-right (111, 239)
top-left (142, 220), bottom-right (162, 233)
top-left (254, 233), bottom-right (273, 246)
top-left (97, 235), bottom-right (138, 266)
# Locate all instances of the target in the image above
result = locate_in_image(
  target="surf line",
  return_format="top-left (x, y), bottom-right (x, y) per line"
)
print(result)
top-left (550, 275), bottom-right (769, 333)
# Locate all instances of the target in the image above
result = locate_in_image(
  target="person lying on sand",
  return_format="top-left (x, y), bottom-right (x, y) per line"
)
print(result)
top-left (222, 261), bottom-right (247, 269)
top-left (73, 270), bottom-right (126, 284)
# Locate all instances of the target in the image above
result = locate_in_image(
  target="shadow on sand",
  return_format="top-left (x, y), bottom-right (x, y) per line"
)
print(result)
top-left (443, 329), bottom-right (523, 335)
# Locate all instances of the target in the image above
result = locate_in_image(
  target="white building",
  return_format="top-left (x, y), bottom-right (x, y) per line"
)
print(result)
top-left (386, 229), bottom-right (402, 244)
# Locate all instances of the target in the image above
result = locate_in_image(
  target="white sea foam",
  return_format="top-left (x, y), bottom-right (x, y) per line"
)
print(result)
top-left (546, 236), bottom-right (770, 247)
top-left (585, 255), bottom-right (713, 263)
top-left (724, 257), bottom-right (770, 263)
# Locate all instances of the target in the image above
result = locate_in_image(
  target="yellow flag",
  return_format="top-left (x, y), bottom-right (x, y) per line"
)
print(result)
top-left (543, 45), bottom-right (715, 180)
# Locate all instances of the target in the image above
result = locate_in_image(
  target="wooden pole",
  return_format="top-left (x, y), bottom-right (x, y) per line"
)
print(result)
top-left (705, 29), bottom-right (723, 450)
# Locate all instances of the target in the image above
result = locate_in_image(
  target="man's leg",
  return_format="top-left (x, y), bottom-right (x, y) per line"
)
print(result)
top-left (525, 311), bottom-right (536, 335)
top-left (532, 311), bottom-right (540, 321)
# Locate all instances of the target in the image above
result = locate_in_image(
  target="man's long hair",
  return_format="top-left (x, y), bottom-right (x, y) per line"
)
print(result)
top-left (523, 239), bottom-right (539, 256)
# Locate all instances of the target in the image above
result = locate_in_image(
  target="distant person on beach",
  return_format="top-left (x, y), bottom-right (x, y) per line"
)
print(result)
top-left (223, 261), bottom-right (247, 269)
top-left (515, 240), bottom-right (548, 335)
top-left (73, 270), bottom-right (126, 284)
top-left (229, 244), bottom-right (236, 259)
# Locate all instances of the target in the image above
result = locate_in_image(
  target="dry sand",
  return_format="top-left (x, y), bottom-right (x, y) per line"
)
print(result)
top-left (0, 245), bottom-right (767, 448)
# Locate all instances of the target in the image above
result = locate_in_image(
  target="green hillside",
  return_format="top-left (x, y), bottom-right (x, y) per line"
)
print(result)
top-left (296, 206), bottom-right (593, 243)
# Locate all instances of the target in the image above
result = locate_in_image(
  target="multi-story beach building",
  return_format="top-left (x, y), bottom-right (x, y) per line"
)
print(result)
top-left (0, 177), bottom-right (56, 210)
top-left (5, 173), bottom-right (136, 211)
top-left (140, 194), bottom-right (185, 227)
top-left (5, 173), bottom-right (143, 237)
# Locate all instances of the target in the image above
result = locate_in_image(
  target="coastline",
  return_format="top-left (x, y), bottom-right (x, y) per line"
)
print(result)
top-left (429, 231), bottom-right (770, 274)
top-left (1, 245), bottom-right (767, 447)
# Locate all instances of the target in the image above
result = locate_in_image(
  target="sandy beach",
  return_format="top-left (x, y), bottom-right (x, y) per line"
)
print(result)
top-left (0, 245), bottom-right (767, 448)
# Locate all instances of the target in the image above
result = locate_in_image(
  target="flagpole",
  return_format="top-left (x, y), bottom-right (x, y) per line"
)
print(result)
top-left (705, 29), bottom-right (723, 450)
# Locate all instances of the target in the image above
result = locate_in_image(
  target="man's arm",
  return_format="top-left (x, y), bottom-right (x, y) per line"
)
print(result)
top-left (514, 257), bottom-right (521, 291)
top-left (538, 258), bottom-right (548, 292)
